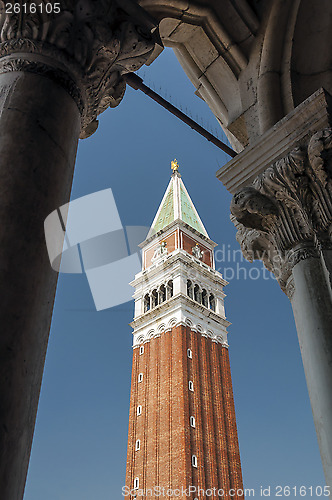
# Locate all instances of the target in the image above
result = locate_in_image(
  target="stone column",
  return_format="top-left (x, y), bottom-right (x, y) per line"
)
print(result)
top-left (225, 121), bottom-right (332, 488)
top-left (0, 60), bottom-right (81, 500)
top-left (0, 2), bottom-right (161, 500)
top-left (288, 250), bottom-right (332, 485)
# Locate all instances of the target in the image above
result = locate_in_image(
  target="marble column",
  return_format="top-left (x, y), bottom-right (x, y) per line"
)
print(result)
top-left (0, 2), bottom-right (160, 499)
top-left (0, 62), bottom-right (81, 500)
top-left (288, 250), bottom-right (332, 486)
top-left (224, 111), bottom-right (332, 489)
top-left (216, 89), bottom-right (332, 488)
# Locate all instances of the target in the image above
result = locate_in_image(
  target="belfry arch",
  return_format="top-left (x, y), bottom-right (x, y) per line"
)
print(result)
top-left (0, 1), bottom-right (331, 499)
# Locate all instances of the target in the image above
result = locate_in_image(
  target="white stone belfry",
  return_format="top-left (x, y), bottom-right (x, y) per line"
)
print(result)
top-left (130, 162), bottom-right (230, 350)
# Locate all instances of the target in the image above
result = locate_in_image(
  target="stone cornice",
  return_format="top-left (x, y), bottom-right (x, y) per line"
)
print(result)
top-left (131, 292), bottom-right (230, 349)
top-left (140, 218), bottom-right (217, 249)
top-left (217, 88), bottom-right (332, 194)
top-left (131, 248), bottom-right (228, 290)
top-left (0, 0), bottom-right (162, 138)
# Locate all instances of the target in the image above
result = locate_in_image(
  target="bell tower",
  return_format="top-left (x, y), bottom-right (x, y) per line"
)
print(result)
top-left (125, 161), bottom-right (244, 499)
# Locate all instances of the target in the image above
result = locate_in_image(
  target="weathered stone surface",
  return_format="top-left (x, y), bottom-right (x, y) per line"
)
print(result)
top-left (228, 121), bottom-right (332, 487)
top-left (0, 69), bottom-right (81, 500)
top-left (290, 258), bottom-right (332, 487)
top-left (0, 3), bottom-right (163, 500)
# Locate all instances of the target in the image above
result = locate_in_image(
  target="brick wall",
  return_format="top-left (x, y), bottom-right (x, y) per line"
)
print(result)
top-left (125, 327), bottom-right (244, 499)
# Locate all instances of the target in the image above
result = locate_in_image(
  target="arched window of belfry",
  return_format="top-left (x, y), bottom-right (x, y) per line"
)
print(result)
top-left (202, 289), bottom-right (208, 308)
top-left (187, 280), bottom-right (193, 299)
top-left (159, 284), bottom-right (166, 303)
top-left (144, 294), bottom-right (150, 313)
top-left (209, 294), bottom-right (215, 312)
top-left (167, 280), bottom-right (173, 299)
top-left (152, 289), bottom-right (158, 308)
top-left (194, 284), bottom-right (201, 303)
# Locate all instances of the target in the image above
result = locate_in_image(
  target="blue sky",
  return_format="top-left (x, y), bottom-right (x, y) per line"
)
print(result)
top-left (24, 48), bottom-right (325, 500)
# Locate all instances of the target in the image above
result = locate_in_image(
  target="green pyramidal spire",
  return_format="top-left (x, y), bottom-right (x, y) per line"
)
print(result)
top-left (148, 160), bottom-right (209, 238)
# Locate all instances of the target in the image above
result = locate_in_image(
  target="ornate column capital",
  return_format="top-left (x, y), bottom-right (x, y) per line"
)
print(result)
top-left (0, 0), bottom-right (161, 137)
top-left (230, 127), bottom-right (332, 293)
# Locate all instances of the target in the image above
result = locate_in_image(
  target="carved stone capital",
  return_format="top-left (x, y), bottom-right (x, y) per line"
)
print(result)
top-left (0, 0), bottom-right (161, 137)
top-left (285, 242), bottom-right (320, 268)
top-left (230, 127), bottom-right (332, 291)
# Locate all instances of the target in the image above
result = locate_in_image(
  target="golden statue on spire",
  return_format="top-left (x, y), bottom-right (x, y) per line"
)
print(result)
top-left (171, 159), bottom-right (179, 173)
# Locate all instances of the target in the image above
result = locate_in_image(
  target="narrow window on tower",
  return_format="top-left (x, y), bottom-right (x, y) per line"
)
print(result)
top-left (194, 284), bottom-right (201, 303)
top-left (134, 477), bottom-right (139, 489)
top-left (144, 294), bottom-right (150, 313)
top-left (202, 289), bottom-right (208, 308)
top-left (159, 284), bottom-right (166, 303)
top-left (152, 289), bottom-right (158, 308)
top-left (138, 373), bottom-right (143, 383)
top-left (192, 455), bottom-right (198, 468)
top-left (209, 294), bottom-right (216, 312)
top-left (187, 348), bottom-right (192, 359)
top-left (135, 439), bottom-right (140, 451)
top-left (139, 346), bottom-right (144, 355)
top-left (137, 405), bottom-right (142, 416)
top-left (189, 381), bottom-right (194, 392)
top-left (167, 280), bottom-right (173, 298)
top-left (187, 279), bottom-right (193, 299)
top-left (190, 416), bottom-right (196, 428)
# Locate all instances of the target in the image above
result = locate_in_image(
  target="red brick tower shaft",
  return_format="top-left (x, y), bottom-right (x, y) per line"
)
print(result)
top-left (125, 163), bottom-right (244, 499)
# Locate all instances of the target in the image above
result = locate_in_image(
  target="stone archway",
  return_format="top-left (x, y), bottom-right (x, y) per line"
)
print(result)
top-left (0, 1), bottom-right (331, 498)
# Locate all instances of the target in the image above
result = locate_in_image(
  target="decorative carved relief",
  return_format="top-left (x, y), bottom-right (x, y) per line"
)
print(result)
top-left (192, 243), bottom-right (203, 260)
top-left (230, 128), bottom-right (332, 294)
top-left (151, 241), bottom-right (168, 262)
top-left (0, 0), bottom-right (161, 137)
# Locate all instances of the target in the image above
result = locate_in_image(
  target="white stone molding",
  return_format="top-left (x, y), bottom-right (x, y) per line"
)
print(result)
top-left (132, 248), bottom-right (227, 315)
top-left (131, 235), bottom-right (230, 348)
top-left (131, 293), bottom-right (229, 349)
top-left (142, 218), bottom-right (217, 252)
top-left (0, 0), bottom-right (161, 138)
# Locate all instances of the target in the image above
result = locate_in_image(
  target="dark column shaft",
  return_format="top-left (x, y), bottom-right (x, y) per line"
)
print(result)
top-left (0, 69), bottom-right (81, 500)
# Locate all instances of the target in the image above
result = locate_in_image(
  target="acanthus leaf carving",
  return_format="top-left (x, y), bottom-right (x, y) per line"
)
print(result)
top-left (306, 128), bottom-right (332, 232)
top-left (308, 127), bottom-right (332, 186)
top-left (230, 129), bottom-right (332, 292)
top-left (230, 186), bottom-right (278, 232)
top-left (0, 0), bottom-right (162, 138)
